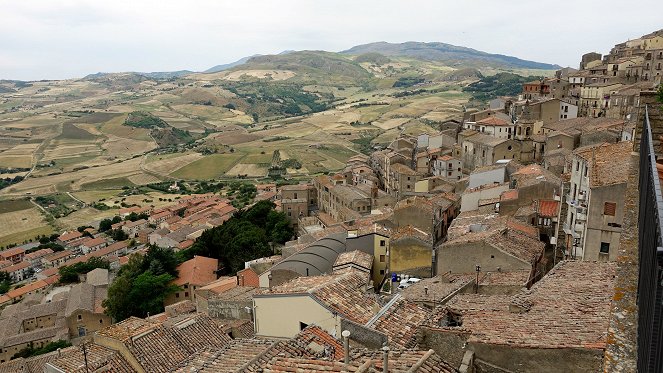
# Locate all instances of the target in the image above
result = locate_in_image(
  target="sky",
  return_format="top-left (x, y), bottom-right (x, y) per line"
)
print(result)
top-left (1, 0), bottom-right (662, 81)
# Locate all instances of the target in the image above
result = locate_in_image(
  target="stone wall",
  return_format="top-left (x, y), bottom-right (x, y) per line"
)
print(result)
top-left (340, 318), bottom-right (387, 350)
top-left (417, 327), bottom-right (470, 368)
top-left (469, 342), bottom-right (604, 373)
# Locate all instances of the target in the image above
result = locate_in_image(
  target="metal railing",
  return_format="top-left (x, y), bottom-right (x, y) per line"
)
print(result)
top-left (637, 105), bottom-right (663, 373)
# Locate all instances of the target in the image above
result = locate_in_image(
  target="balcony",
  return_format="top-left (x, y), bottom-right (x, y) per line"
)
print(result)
top-left (576, 210), bottom-right (588, 221)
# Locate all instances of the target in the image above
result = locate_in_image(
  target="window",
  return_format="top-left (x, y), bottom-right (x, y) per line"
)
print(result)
top-left (604, 202), bottom-right (617, 216)
top-left (175, 293), bottom-right (180, 298)
top-left (185, 292), bottom-right (189, 297)
top-left (380, 240), bottom-right (386, 247)
top-left (583, 165), bottom-right (588, 177)
top-left (380, 269), bottom-right (385, 275)
top-left (77, 314), bottom-right (82, 320)
top-left (379, 255), bottom-right (386, 262)
top-left (600, 242), bottom-right (610, 254)
top-left (100, 319), bottom-right (103, 323)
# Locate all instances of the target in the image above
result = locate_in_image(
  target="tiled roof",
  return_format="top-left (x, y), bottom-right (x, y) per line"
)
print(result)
top-left (0, 247), bottom-right (26, 257)
top-left (125, 314), bottom-right (233, 373)
top-left (390, 163), bottom-right (420, 176)
top-left (65, 282), bottom-right (107, 316)
top-left (174, 339), bottom-right (276, 373)
top-left (58, 231), bottom-right (83, 242)
top-left (258, 348), bottom-right (458, 372)
top-left (24, 248), bottom-right (53, 261)
top-left (537, 200), bottom-right (560, 217)
top-left (333, 250), bottom-right (373, 271)
top-left (261, 271), bottom-right (378, 325)
top-left (96, 316), bottom-right (159, 342)
top-left (174, 255), bottom-right (218, 286)
top-left (242, 325), bottom-right (345, 372)
top-left (430, 261), bottom-right (617, 349)
top-left (500, 189), bottom-right (518, 201)
top-left (477, 116), bottom-right (510, 126)
top-left (46, 344), bottom-right (135, 373)
top-left (370, 298), bottom-right (431, 349)
top-left (574, 141), bottom-right (633, 187)
top-left (400, 275), bottom-right (472, 304)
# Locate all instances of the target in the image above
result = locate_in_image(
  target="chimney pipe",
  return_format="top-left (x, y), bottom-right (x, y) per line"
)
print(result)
top-left (382, 346), bottom-right (389, 373)
top-left (342, 330), bottom-right (351, 365)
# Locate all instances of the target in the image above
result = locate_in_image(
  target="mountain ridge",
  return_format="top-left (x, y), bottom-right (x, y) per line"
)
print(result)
top-left (341, 41), bottom-right (560, 70)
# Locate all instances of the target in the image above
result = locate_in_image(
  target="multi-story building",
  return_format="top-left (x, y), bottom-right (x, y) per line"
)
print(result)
top-left (279, 184), bottom-right (317, 230)
top-left (432, 155), bottom-right (463, 180)
top-left (562, 141), bottom-right (631, 261)
top-left (579, 82), bottom-right (623, 117)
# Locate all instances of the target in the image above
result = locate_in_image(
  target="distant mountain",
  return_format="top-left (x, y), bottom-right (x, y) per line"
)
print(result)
top-left (83, 70), bottom-right (192, 80)
top-left (341, 42), bottom-right (560, 70)
top-left (239, 51), bottom-right (371, 81)
top-left (139, 70), bottom-right (193, 79)
top-left (204, 55), bottom-right (259, 73)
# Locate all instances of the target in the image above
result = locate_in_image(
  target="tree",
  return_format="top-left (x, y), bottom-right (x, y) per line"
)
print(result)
top-left (103, 246), bottom-right (180, 321)
top-left (58, 257), bottom-right (110, 284)
top-left (99, 216), bottom-right (122, 232)
top-left (109, 229), bottom-right (128, 241)
top-left (0, 271), bottom-right (12, 294)
top-left (187, 200), bottom-right (293, 274)
top-left (11, 340), bottom-right (72, 359)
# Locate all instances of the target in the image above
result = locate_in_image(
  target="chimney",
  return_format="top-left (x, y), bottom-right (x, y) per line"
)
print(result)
top-left (382, 346), bottom-right (390, 373)
top-left (342, 330), bottom-right (351, 366)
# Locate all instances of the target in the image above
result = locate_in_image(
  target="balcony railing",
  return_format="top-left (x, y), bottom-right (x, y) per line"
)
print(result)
top-left (637, 105), bottom-right (663, 373)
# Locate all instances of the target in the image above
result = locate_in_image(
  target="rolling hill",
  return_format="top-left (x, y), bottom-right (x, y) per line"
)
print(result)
top-left (341, 41), bottom-right (560, 70)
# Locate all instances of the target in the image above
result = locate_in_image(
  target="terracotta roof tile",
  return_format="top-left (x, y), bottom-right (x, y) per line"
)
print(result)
top-left (174, 255), bottom-right (218, 286)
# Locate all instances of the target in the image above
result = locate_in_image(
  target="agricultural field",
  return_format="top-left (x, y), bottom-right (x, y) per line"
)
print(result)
top-left (171, 153), bottom-right (245, 179)
top-left (0, 47), bottom-right (554, 247)
top-left (0, 206), bottom-right (52, 248)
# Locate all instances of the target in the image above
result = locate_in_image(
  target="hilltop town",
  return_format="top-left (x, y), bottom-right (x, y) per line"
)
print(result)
top-left (0, 29), bottom-right (661, 373)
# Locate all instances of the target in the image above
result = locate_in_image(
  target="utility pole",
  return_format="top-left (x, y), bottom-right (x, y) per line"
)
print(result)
top-left (81, 342), bottom-right (89, 373)
top-left (475, 264), bottom-right (481, 294)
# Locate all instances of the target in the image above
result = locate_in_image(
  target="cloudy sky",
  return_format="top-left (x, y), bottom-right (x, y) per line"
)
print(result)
top-left (1, 0), bottom-right (662, 81)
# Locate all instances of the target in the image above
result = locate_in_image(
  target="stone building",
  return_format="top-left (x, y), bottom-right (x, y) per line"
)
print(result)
top-left (562, 141), bottom-right (632, 261)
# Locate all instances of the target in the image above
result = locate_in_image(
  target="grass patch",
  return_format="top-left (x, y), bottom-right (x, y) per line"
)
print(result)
top-left (0, 225), bottom-right (54, 249)
top-left (316, 145), bottom-right (359, 163)
top-left (57, 123), bottom-right (96, 140)
top-left (100, 114), bottom-right (152, 141)
top-left (0, 199), bottom-right (33, 213)
top-left (171, 153), bottom-right (245, 179)
top-left (81, 177), bottom-right (135, 190)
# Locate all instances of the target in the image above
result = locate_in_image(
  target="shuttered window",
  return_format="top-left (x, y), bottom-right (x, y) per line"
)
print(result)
top-left (604, 202), bottom-right (616, 216)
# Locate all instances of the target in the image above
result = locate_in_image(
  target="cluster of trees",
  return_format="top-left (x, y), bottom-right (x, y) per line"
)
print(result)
top-left (227, 182), bottom-right (257, 208)
top-left (103, 246), bottom-right (180, 321)
top-left (184, 201), bottom-right (293, 275)
top-left (11, 340), bottom-right (71, 359)
top-left (0, 175), bottom-right (24, 190)
top-left (0, 271), bottom-right (12, 294)
top-left (463, 72), bottom-right (542, 101)
top-left (59, 257), bottom-right (110, 284)
top-left (99, 216), bottom-right (122, 232)
top-left (392, 76), bottom-right (425, 88)
top-left (124, 111), bottom-right (168, 128)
